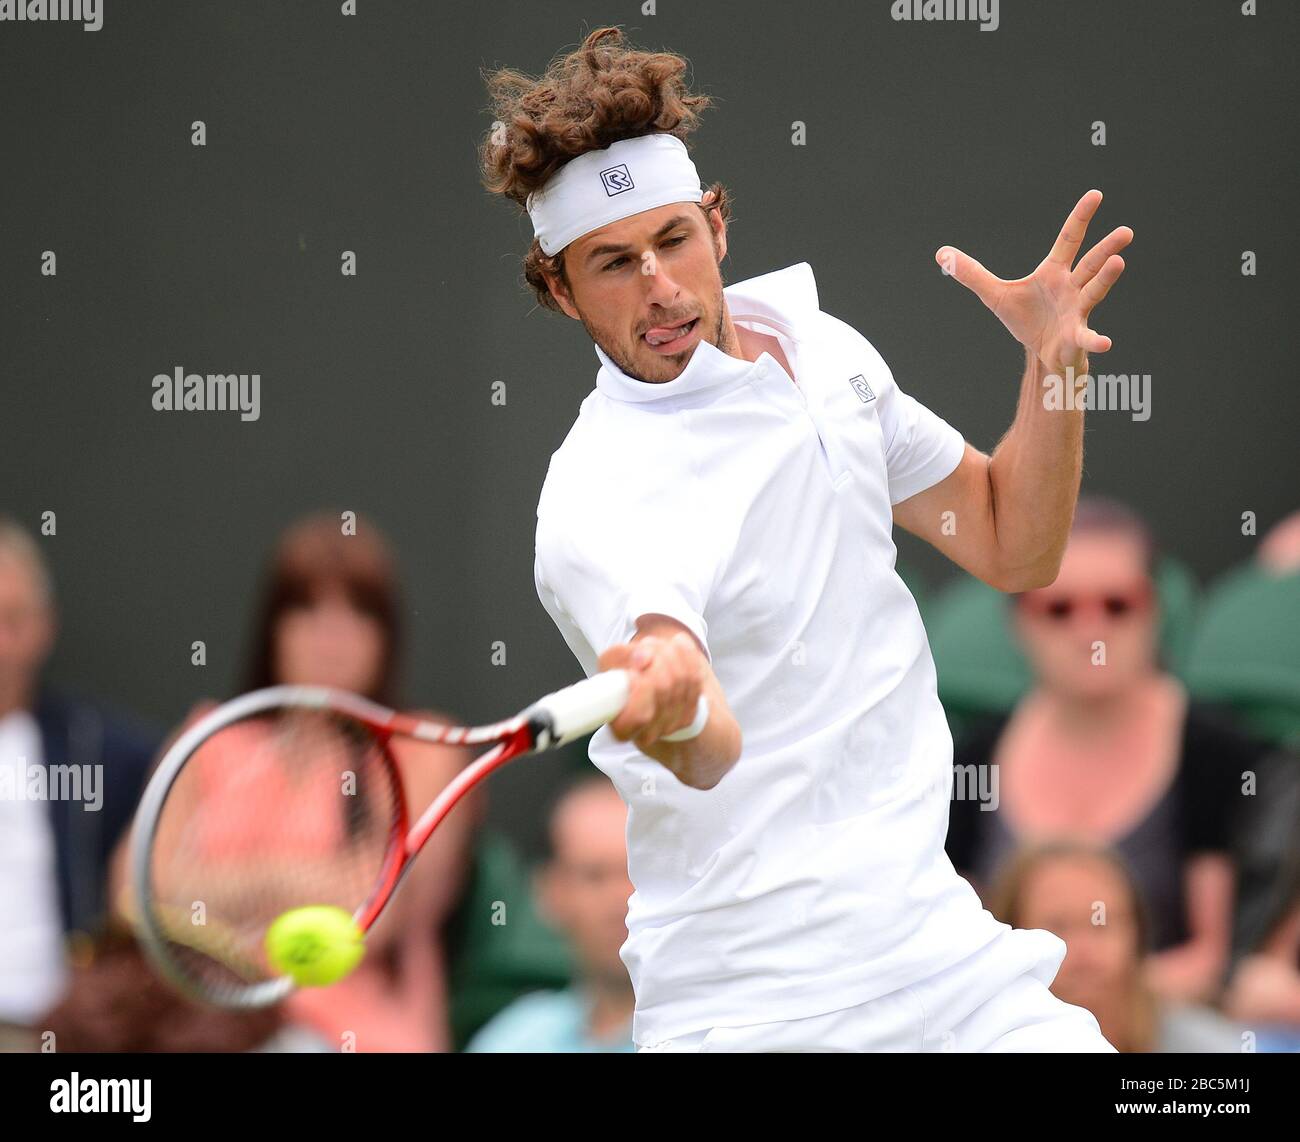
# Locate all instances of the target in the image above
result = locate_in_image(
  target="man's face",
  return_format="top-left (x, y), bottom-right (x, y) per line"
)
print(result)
top-left (548, 201), bottom-right (732, 383)
top-left (537, 784), bottom-right (633, 983)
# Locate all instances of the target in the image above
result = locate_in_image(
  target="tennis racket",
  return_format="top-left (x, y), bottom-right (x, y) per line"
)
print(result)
top-left (128, 670), bottom-right (636, 1009)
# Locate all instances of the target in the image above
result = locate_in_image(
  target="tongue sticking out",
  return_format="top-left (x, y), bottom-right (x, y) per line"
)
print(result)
top-left (645, 319), bottom-right (697, 347)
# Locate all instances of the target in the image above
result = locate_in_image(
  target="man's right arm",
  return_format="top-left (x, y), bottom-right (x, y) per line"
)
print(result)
top-left (597, 613), bottom-right (741, 791)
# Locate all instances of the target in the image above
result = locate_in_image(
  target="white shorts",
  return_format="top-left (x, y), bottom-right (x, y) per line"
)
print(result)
top-left (636, 926), bottom-right (1116, 1053)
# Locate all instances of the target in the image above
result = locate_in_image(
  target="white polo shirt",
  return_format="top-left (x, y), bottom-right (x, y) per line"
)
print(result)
top-left (534, 262), bottom-right (1008, 1044)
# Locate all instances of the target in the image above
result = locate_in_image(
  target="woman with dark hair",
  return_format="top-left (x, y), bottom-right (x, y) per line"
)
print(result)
top-left (241, 513), bottom-right (404, 705)
top-left (59, 512), bottom-right (479, 1052)
top-left (987, 841), bottom-right (1245, 1052)
top-left (947, 496), bottom-right (1268, 1006)
top-left (234, 512), bottom-right (480, 1051)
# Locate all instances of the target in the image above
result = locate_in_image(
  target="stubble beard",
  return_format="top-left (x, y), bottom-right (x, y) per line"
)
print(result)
top-left (580, 283), bottom-right (731, 385)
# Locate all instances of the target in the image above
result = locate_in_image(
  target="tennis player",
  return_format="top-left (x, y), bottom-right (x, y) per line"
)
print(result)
top-left (481, 27), bottom-right (1132, 1051)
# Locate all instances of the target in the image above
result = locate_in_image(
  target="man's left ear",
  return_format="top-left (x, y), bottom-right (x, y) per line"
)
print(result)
top-left (543, 269), bottom-right (580, 321)
top-left (704, 197), bottom-right (728, 263)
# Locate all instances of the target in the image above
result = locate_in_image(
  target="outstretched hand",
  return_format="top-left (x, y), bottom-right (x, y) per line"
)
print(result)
top-left (936, 189), bottom-right (1133, 375)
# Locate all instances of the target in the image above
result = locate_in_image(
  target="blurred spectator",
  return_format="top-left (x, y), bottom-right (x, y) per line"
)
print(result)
top-left (989, 842), bottom-right (1247, 1052)
top-left (1179, 507), bottom-right (1300, 974)
top-left (1223, 843), bottom-right (1300, 1052)
top-left (466, 776), bottom-right (634, 1052)
top-left (441, 827), bottom-right (576, 1049)
top-left (946, 497), bottom-right (1269, 1006)
top-left (221, 512), bottom-right (481, 1051)
top-left (48, 512), bottom-right (480, 1051)
top-left (0, 516), bottom-right (159, 1032)
top-left (1257, 508), bottom-right (1300, 575)
top-left (39, 920), bottom-right (291, 1052)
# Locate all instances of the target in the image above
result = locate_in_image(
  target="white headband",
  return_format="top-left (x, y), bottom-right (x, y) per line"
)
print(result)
top-left (526, 133), bottom-right (704, 257)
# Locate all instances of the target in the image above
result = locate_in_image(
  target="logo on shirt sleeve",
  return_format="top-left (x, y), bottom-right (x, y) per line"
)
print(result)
top-left (848, 375), bottom-right (876, 403)
top-left (600, 164), bottom-right (635, 196)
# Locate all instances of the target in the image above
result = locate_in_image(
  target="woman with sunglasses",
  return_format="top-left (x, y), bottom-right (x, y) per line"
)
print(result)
top-left (946, 497), bottom-right (1268, 1007)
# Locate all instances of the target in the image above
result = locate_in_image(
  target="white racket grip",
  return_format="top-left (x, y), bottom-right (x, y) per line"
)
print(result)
top-left (531, 669), bottom-right (632, 747)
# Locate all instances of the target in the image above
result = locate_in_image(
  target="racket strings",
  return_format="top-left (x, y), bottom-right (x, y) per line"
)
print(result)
top-left (143, 710), bottom-right (402, 999)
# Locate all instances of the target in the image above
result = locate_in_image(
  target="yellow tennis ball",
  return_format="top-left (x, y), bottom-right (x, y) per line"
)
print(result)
top-left (265, 905), bottom-right (365, 987)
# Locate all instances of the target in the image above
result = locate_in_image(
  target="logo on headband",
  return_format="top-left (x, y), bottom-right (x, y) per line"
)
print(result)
top-left (600, 164), bottom-right (635, 197)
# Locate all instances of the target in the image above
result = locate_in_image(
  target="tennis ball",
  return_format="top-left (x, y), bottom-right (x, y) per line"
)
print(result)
top-left (265, 905), bottom-right (365, 987)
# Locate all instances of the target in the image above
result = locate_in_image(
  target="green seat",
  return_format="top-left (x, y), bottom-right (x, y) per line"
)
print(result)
top-left (895, 558), bottom-right (929, 625)
top-left (927, 578), bottom-right (1031, 739)
top-left (1183, 565), bottom-right (1300, 748)
top-left (1155, 555), bottom-right (1200, 675)
top-left (444, 829), bottom-right (574, 1050)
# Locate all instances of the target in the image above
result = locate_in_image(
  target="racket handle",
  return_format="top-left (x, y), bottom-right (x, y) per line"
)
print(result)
top-left (528, 669), bottom-right (632, 748)
top-left (527, 670), bottom-right (710, 749)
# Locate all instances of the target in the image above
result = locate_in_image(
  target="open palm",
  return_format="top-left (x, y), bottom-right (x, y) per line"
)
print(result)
top-left (936, 190), bottom-right (1133, 374)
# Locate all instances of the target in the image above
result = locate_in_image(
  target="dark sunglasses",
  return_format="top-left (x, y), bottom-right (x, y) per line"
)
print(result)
top-left (1019, 583), bottom-right (1153, 622)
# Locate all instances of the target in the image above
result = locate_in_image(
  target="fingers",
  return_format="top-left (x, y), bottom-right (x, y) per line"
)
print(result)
top-left (1071, 319), bottom-right (1112, 356)
top-left (1046, 188), bottom-right (1103, 269)
top-left (632, 633), bottom-right (703, 748)
top-left (1079, 253), bottom-right (1126, 313)
top-left (1076, 323), bottom-right (1113, 355)
top-left (605, 632), bottom-right (705, 749)
top-left (1070, 226), bottom-right (1133, 289)
top-left (609, 670), bottom-right (658, 742)
top-left (596, 642), bottom-right (636, 671)
top-left (934, 245), bottom-right (1006, 311)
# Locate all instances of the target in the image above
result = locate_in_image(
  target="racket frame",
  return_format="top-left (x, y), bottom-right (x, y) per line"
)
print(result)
top-left (130, 672), bottom-right (630, 1008)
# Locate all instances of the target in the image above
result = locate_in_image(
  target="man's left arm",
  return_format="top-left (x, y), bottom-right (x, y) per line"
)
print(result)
top-left (892, 189), bottom-right (1133, 593)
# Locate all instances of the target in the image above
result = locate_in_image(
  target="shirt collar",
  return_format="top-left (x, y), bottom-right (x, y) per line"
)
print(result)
top-left (594, 262), bottom-right (819, 404)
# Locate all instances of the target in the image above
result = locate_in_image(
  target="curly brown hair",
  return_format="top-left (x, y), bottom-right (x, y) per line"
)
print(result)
top-left (479, 26), bottom-right (733, 313)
